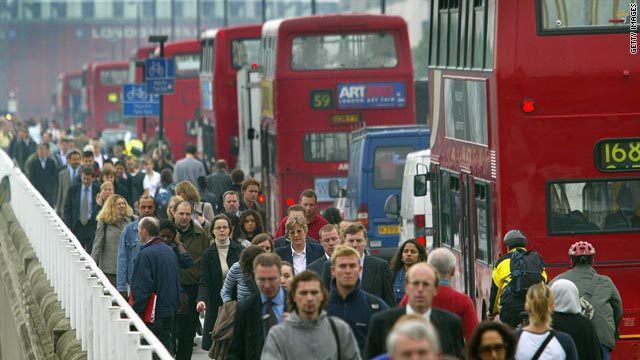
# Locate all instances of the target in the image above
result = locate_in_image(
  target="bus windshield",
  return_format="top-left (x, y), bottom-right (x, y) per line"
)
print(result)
top-left (548, 179), bottom-right (640, 233)
top-left (291, 32), bottom-right (397, 70)
top-left (99, 69), bottom-right (128, 86)
top-left (232, 39), bottom-right (261, 69)
top-left (69, 76), bottom-right (82, 90)
top-left (303, 132), bottom-right (350, 162)
top-left (539, 0), bottom-right (635, 32)
top-left (175, 53), bottom-right (200, 78)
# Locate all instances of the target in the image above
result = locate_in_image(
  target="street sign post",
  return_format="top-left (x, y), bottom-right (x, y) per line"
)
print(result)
top-left (145, 58), bottom-right (175, 94)
top-left (122, 84), bottom-right (160, 117)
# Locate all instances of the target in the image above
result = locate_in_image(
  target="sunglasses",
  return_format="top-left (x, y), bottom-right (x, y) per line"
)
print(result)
top-left (479, 343), bottom-right (506, 354)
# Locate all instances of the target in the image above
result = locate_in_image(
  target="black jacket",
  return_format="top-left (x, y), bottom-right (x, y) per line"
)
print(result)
top-left (28, 157), bottom-right (58, 205)
top-left (322, 254), bottom-right (395, 307)
top-left (226, 293), bottom-right (265, 360)
top-left (365, 307), bottom-right (465, 359)
top-left (275, 241), bottom-right (325, 269)
top-left (197, 240), bottom-right (243, 350)
top-left (307, 254), bottom-right (329, 275)
top-left (552, 311), bottom-right (602, 360)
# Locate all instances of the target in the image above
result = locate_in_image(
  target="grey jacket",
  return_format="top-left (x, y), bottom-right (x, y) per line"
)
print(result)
top-left (553, 264), bottom-right (623, 349)
top-left (92, 217), bottom-right (132, 274)
top-left (261, 311), bottom-right (361, 360)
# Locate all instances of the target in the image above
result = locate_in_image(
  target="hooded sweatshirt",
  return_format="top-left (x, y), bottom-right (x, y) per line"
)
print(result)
top-left (261, 310), bottom-right (361, 360)
top-left (551, 279), bottom-right (602, 360)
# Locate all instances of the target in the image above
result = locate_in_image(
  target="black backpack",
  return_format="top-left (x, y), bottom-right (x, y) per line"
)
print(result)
top-left (507, 250), bottom-right (545, 298)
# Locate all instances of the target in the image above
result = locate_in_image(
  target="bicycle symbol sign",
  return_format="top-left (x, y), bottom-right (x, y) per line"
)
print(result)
top-left (145, 58), bottom-right (175, 94)
top-left (122, 84), bottom-right (160, 117)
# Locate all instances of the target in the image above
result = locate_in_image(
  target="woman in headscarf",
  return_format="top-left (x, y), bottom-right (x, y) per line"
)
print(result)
top-left (551, 279), bottom-right (601, 360)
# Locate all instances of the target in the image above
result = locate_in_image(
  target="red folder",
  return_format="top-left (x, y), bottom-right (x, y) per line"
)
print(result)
top-left (129, 291), bottom-right (157, 323)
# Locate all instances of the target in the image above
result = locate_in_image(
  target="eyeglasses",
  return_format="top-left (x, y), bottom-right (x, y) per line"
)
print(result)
top-left (213, 226), bottom-right (230, 231)
top-left (478, 343), bottom-right (506, 354)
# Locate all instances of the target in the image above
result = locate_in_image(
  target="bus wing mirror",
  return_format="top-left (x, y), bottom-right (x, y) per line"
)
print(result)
top-left (414, 174), bottom-right (429, 197)
top-left (328, 180), bottom-right (342, 198)
top-left (384, 194), bottom-right (400, 220)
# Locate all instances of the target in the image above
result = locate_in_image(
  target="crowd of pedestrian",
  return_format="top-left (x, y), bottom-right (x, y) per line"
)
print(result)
top-left (4, 118), bottom-right (622, 360)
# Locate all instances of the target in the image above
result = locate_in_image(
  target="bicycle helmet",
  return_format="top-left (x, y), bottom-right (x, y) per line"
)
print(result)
top-left (503, 229), bottom-right (528, 248)
top-left (568, 241), bottom-right (595, 257)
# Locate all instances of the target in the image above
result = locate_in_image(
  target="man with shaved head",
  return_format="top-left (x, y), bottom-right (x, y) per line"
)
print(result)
top-left (364, 262), bottom-right (464, 359)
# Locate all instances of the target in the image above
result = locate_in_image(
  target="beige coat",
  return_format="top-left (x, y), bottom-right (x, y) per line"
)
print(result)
top-left (91, 217), bottom-right (132, 274)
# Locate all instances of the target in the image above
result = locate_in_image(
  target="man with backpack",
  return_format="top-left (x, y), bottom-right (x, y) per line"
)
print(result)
top-left (488, 229), bottom-right (547, 328)
top-left (553, 241), bottom-right (622, 360)
top-left (326, 245), bottom-right (389, 355)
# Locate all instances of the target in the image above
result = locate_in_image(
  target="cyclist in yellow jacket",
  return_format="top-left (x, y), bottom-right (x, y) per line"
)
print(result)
top-left (487, 229), bottom-right (547, 328)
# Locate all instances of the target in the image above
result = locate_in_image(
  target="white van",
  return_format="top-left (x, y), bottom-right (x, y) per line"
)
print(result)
top-left (384, 149), bottom-right (433, 250)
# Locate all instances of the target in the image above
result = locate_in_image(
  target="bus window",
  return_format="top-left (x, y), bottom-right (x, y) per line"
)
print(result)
top-left (539, 0), bottom-right (634, 32)
top-left (373, 146), bottom-right (412, 189)
top-left (291, 32), bottom-right (398, 70)
top-left (450, 175), bottom-right (461, 250)
top-left (105, 111), bottom-right (125, 124)
top-left (475, 181), bottom-right (491, 263)
top-left (303, 132), bottom-right (349, 162)
top-left (231, 39), bottom-right (260, 69)
top-left (99, 69), bottom-right (128, 86)
top-left (69, 76), bottom-right (82, 90)
top-left (548, 179), bottom-right (640, 233)
top-left (440, 170), bottom-right (453, 247)
top-left (175, 53), bottom-right (200, 78)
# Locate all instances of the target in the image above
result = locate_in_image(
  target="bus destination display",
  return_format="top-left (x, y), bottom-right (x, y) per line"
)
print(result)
top-left (595, 138), bottom-right (640, 171)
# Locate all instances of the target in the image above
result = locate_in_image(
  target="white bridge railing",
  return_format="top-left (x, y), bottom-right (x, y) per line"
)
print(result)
top-left (0, 150), bottom-right (173, 360)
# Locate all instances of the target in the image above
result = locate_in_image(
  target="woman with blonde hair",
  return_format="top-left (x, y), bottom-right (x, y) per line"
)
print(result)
top-left (514, 283), bottom-right (578, 360)
top-left (92, 194), bottom-right (134, 286)
top-left (166, 195), bottom-right (184, 221)
top-left (95, 181), bottom-right (114, 212)
top-left (175, 180), bottom-right (214, 233)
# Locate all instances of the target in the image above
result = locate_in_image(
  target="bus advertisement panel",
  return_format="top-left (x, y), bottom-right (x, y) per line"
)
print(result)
top-left (259, 14), bottom-right (416, 232)
top-left (199, 24), bottom-right (262, 167)
top-left (424, 1), bottom-right (638, 357)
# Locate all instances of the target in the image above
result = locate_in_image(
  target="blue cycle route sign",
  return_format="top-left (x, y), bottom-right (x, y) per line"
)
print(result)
top-left (145, 58), bottom-right (175, 94)
top-left (122, 84), bottom-right (160, 117)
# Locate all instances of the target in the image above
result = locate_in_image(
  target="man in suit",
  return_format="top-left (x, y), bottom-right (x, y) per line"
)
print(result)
top-left (364, 263), bottom-right (465, 359)
top-left (307, 224), bottom-right (340, 275)
top-left (28, 143), bottom-right (58, 206)
top-left (275, 216), bottom-right (324, 274)
top-left (8, 126), bottom-right (37, 171)
top-left (56, 149), bottom-right (82, 218)
top-left (227, 253), bottom-right (286, 360)
top-left (64, 166), bottom-right (100, 252)
top-left (321, 223), bottom-right (395, 306)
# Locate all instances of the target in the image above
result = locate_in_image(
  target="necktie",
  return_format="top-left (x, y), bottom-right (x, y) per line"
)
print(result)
top-left (80, 187), bottom-right (89, 225)
top-left (265, 300), bottom-right (278, 335)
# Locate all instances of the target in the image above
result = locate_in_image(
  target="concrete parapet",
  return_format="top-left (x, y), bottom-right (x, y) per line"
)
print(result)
top-left (0, 205), bottom-right (86, 360)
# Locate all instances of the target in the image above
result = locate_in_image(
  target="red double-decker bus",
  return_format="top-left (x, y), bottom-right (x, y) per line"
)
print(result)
top-left (259, 14), bottom-right (416, 231)
top-left (55, 72), bottom-right (82, 129)
top-left (423, 1), bottom-right (638, 357)
top-left (199, 24), bottom-right (262, 166)
top-left (147, 39), bottom-right (202, 159)
top-left (81, 61), bottom-right (129, 136)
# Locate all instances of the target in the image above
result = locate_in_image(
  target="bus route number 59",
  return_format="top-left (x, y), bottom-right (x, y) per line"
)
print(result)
top-left (310, 90), bottom-right (334, 110)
